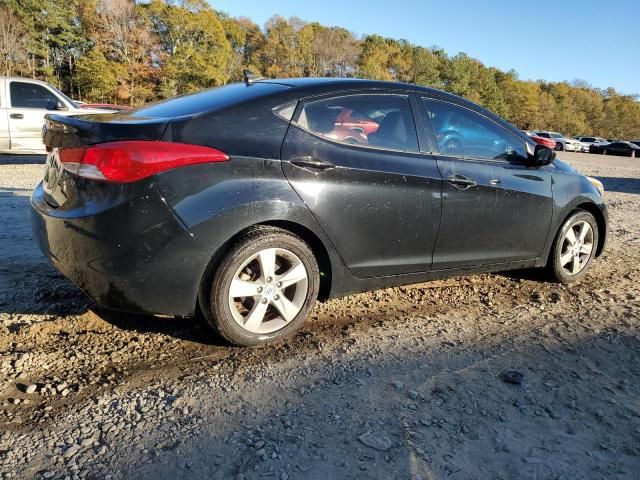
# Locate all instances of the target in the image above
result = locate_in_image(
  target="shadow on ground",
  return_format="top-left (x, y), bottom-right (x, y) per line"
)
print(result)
top-left (114, 326), bottom-right (640, 480)
top-left (597, 176), bottom-right (640, 195)
top-left (0, 154), bottom-right (46, 165)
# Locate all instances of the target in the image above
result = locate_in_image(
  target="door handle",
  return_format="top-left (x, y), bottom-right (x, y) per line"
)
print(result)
top-left (10, 113), bottom-right (24, 120)
top-left (290, 157), bottom-right (336, 172)
top-left (447, 174), bottom-right (477, 189)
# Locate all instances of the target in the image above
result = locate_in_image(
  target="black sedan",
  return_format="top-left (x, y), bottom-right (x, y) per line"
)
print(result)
top-left (591, 141), bottom-right (640, 157)
top-left (31, 77), bottom-right (608, 346)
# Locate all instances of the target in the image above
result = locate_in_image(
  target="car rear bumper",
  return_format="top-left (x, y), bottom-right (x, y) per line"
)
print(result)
top-left (30, 180), bottom-right (207, 317)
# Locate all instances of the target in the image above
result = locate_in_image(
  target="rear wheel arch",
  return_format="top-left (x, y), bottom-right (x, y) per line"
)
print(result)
top-left (257, 220), bottom-right (333, 301)
top-left (197, 221), bottom-right (333, 318)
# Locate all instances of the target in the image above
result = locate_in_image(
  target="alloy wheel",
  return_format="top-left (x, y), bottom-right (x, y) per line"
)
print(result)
top-left (228, 247), bottom-right (308, 334)
top-left (559, 220), bottom-right (594, 275)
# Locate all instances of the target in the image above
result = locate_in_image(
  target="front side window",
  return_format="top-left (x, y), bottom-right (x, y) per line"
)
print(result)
top-left (10, 82), bottom-right (60, 110)
top-left (296, 95), bottom-right (419, 153)
top-left (423, 99), bottom-right (526, 161)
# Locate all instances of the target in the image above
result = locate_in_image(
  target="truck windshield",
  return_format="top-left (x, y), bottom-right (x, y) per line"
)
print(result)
top-left (50, 85), bottom-right (78, 108)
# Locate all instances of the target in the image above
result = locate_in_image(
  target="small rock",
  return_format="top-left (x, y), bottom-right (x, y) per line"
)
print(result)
top-left (358, 432), bottom-right (391, 451)
top-left (499, 370), bottom-right (523, 385)
top-left (25, 384), bottom-right (38, 395)
top-left (63, 444), bottom-right (80, 459)
top-left (392, 381), bottom-right (404, 390)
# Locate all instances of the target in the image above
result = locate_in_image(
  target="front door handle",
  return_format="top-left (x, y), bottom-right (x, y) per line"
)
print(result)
top-left (290, 157), bottom-right (336, 172)
top-left (447, 174), bottom-right (477, 189)
top-left (10, 113), bottom-right (24, 120)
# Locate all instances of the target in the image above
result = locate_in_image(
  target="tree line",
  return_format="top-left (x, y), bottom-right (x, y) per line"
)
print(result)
top-left (1, 0), bottom-right (639, 139)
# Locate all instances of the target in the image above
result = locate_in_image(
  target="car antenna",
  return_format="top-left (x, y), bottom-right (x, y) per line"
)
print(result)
top-left (243, 70), bottom-right (264, 85)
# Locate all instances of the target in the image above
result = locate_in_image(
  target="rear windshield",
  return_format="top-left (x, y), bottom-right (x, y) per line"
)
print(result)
top-left (131, 82), bottom-right (289, 118)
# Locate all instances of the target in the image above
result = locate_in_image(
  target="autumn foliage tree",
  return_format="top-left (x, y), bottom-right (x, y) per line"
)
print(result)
top-left (4, 1), bottom-right (639, 139)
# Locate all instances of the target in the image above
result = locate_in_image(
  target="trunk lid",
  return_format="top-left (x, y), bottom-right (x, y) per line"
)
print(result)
top-left (43, 113), bottom-right (169, 149)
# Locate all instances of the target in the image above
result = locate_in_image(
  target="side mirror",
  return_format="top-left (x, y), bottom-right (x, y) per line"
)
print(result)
top-left (528, 144), bottom-right (556, 167)
top-left (56, 100), bottom-right (67, 111)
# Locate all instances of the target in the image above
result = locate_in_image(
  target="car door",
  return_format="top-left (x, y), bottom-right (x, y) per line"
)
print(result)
top-left (420, 97), bottom-right (553, 269)
top-left (280, 93), bottom-right (442, 278)
top-left (7, 81), bottom-right (66, 152)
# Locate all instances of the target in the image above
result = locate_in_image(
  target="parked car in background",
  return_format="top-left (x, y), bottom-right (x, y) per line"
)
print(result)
top-left (523, 130), bottom-right (556, 149)
top-left (596, 141), bottom-right (640, 157)
top-left (0, 77), bottom-right (115, 154)
top-left (574, 136), bottom-right (609, 153)
top-left (31, 77), bottom-right (607, 346)
top-left (534, 131), bottom-right (581, 151)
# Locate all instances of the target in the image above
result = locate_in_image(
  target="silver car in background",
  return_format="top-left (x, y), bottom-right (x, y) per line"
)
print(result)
top-left (574, 136), bottom-right (609, 153)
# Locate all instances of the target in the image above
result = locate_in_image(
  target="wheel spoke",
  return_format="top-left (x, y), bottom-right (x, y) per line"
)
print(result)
top-left (243, 300), bottom-right (269, 332)
top-left (277, 262), bottom-right (307, 289)
top-left (565, 228), bottom-right (577, 245)
top-left (560, 251), bottom-right (573, 267)
top-left (578, 222), bottom-right (590, 242)
top-left (258, 248), bottom-right (276, 280)
top-left (271, 295), bottom-right (299, 322)
top-left (571, 257), bottom-right (581, 274)
top-left (580, 243), bottom-right (593, 255)
top-left (229, 278), bottom-right (259, 298)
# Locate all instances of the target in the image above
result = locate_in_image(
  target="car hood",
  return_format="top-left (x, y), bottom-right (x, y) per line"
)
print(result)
top-left (553, 158), bottom-right (577, 173)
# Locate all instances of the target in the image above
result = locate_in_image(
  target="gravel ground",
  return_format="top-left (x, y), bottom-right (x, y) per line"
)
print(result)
top-left (0, 152), bottom-right (639, 479)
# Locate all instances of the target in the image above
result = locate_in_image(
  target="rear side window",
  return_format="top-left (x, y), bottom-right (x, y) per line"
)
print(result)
top-left (296, 95), bottom-right (419, 153)
top-left (423, 99), bottom-right (526, 161)
top-left (10, 82), bottom-right (60, 109)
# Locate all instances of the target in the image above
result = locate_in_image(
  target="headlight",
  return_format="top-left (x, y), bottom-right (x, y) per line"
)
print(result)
top-left (586, 176), bottom-right (604, 197)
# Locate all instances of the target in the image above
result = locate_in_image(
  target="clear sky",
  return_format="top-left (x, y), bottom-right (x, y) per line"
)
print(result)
top-left (215, 0), bottom-right (640, 95)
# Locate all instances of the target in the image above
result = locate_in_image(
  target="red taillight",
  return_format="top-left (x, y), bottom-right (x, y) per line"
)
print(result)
top-left (57, 141), bottom-right (229, 182)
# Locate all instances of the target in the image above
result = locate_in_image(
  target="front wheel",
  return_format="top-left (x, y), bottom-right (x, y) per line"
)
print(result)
top-left (204, 226), bottom-right (320, 346)
top-left (555, 143), bottom-right (564, 151)
top-left (548, 211), bottom-right (598, 283)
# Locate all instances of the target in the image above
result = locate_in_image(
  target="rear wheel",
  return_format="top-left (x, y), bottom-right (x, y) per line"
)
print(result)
top-left (556, 142), bottom-right (564, 151)
top-left (548, 211), bottom-right (598, 283)
top-left (204, 226), bottom-right (319, 346)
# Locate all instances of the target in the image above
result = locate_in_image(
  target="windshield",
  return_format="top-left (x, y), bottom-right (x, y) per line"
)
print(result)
top-left (551, 133), bottom-right (564, 139)
top-left (50, 85), bottom-right (78, 108)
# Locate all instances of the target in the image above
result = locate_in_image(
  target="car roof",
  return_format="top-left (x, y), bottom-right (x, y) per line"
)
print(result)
top-left (0, 76), bottom-right (51, 86)
top-left (260, 77), bottom-right (465, 102)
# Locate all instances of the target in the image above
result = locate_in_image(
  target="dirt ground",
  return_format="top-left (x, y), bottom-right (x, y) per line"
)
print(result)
top-left (0, 152), bottom-right (639, 480)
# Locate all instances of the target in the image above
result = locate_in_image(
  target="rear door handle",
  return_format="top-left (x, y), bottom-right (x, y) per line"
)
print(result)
top-left (10, 113), bottom-right (24, 120)
top-left (290, 157), bottom-right (336, 172)
top-left (447, 174), bottom-right (477, 189)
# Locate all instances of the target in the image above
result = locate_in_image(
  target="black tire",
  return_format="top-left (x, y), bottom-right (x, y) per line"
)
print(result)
top-left (548, 210), bottom-right (599, 283)
top-left (203, 226), bottom-right (320, 346)
top-left (555, 142), bottom-right (564, 151)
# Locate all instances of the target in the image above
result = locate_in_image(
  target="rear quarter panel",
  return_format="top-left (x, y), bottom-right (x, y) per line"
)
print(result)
top-left (155, 159), bottom-right (350, 300)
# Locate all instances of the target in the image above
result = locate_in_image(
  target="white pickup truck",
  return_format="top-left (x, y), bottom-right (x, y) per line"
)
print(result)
top-left (0, 77), bottom-right (112, 154)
